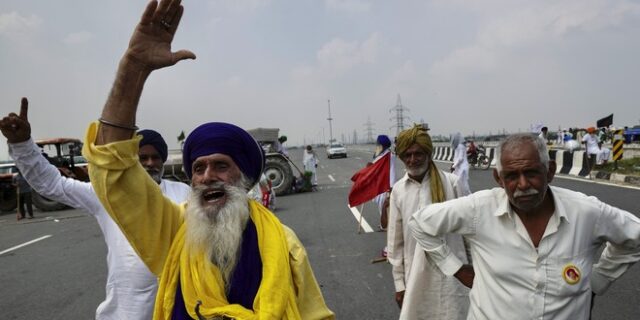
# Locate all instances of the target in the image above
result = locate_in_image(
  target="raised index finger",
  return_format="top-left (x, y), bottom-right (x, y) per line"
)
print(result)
top-left (20, 97), bottom-right (28, 121)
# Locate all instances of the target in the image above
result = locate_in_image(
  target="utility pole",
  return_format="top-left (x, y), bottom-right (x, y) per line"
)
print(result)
top-left (389, 94), bottom-right (411, 135)
top-left (353, 129), bottom-right (358, 145)
top-left (327, 99), bottom-right (334, 145)
top-left (363, 116), bottom-right (375, 143)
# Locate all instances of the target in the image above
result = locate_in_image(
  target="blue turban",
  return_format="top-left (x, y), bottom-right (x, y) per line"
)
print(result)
top-left (182, 122), bottom-right (265, 185)
top-left (376, 135), bottom-right (391, 149)
top-left (138, 129), bottom-right (168, 162)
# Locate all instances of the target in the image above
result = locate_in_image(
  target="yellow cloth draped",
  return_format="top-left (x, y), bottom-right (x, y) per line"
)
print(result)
top-left (155, 201), bottom-right (301, 319)
top-left (395, 124), bottom-right (445, 203)
top-left (82, 122), bottom-right (334, 320)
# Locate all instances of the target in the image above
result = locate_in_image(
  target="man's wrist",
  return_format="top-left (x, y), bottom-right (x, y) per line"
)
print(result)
top-left (119, 54), bottom-right (153, 76)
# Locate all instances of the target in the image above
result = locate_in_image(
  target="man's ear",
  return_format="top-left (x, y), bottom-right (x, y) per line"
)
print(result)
top-left (547, 160), bottom-right (556, 183)
top-left (493, 168), bottom-right (503, 187)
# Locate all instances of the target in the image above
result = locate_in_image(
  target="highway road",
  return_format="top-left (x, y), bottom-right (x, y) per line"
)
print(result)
top-left (1, 145), bottom-right (639, 319)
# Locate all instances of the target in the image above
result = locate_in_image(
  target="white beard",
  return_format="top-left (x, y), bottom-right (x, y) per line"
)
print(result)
top-left (184, 179), bottom-right (251, 288)
top-left (407, 162), bottom-right (429, 177)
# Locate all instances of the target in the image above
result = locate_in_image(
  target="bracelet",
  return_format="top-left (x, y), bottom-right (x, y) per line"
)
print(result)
top-left (98, 118), bottom-right (139, 131)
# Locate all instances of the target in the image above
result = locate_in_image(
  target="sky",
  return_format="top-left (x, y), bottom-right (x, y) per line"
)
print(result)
top-left (1, 0), bottom-right (639, 160)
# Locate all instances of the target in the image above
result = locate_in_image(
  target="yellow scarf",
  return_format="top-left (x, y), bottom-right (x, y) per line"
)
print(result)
top-left (154, 200), bottom-right (301, 320)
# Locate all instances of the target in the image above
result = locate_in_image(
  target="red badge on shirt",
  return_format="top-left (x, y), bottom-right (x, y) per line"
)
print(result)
top-left (562, 264), bottom-right (581, 285)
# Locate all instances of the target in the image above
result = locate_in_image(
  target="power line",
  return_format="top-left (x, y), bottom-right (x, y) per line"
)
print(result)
top-left (363, 116), bottom-right (375, 143)
top-left (389, 94), bottom-right (411, 135)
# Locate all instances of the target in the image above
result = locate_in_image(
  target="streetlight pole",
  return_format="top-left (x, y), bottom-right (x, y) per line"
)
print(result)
top-left (327, 99), bottom-right (334, 145)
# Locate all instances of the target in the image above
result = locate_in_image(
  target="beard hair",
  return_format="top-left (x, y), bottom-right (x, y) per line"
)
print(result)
top-left (184, 176), bottom-right (251, 289)
top-left (146, 166), bottom-right (165, 184)
top-left (407, 162), bottom-right (429, 177)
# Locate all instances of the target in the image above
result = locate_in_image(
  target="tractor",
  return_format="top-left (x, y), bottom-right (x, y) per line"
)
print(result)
top-left (0, 138), bottom-right (88, 212)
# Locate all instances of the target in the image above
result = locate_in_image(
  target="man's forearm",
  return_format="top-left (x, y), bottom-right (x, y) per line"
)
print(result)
top-left (96, 57), bottom-right (151, 145)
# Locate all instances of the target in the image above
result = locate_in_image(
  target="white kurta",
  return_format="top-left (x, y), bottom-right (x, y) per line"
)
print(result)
top-left (451, 144), bottom-right (471, 196)
top-left (303, 150), bottom-right (319, 185)
top-left (9, 139), bottom-right (191, 320)
top-left (388, 169), bottom-right (470, 320)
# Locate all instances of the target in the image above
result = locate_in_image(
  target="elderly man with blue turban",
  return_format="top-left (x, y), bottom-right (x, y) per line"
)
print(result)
top-left (81, 1), bottom-right (333, 319)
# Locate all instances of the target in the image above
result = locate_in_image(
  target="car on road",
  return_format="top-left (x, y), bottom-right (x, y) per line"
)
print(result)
top-left (326, 143), bottom-right (347, 159)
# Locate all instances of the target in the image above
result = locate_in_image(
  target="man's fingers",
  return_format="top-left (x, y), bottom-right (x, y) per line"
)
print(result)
top-left (172, 50), bottom-right (196, 63)
top-left (153, 0), bottom-right (174, 22)
top-left (20, 97), bottom-right (28, 121)
top-left (140, 0), bottom-right (158, 25)
top-left (163, 0), bottom-right (182, 25)
top-left (166, 5), bottom-right (184, 35)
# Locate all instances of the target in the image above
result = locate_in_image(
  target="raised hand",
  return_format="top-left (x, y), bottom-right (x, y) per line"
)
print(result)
top-left (0, 97), bottom-right (31, 143)
top-left (124, 0), bottom-right (196, 71)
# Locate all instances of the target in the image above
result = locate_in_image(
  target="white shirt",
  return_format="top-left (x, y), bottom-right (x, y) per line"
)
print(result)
top-left (302, 150), bottom-right (318, 172)
top-left (9, 139), bottom-right (191, 320)
top-left (409, 186), bottom-right (640, 320)
top-left (582, 133), bottom-right (599, 155)
top-left (388, 169), bottom-right (470, 319)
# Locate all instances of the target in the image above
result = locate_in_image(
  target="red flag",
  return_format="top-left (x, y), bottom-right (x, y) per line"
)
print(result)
top-left (348, 151), bottom-right (391, 207)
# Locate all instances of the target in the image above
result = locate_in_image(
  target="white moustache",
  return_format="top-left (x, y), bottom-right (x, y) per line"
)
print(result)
top-left (513, 189), bottom-right (539, 198)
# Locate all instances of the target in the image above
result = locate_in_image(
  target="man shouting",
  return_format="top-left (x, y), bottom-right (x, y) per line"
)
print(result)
top-left (82, 0), bottom-right (333, 319)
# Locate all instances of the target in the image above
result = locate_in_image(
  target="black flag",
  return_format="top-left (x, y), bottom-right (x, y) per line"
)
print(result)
top-left (596, 114), bottom-right (613, 128)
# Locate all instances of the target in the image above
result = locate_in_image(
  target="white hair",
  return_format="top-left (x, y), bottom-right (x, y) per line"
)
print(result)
top-left (495, 133), bottom-right (550, 172)
top-left (184, 174), bottom-right (251, 289)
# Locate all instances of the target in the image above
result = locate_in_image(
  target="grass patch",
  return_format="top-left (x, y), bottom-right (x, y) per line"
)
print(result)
top-left (597, 157), bottom-right (640, 176)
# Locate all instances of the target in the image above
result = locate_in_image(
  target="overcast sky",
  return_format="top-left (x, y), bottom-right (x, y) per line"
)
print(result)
top-left (1, 0), bottom-right (639, 160)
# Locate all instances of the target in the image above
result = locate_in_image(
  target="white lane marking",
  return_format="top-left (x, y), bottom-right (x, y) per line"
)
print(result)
top-left (320, 165), bottom-right (326, 169)
top-left (328, 174), bottom-right (336, 182)
top-left (0, 235), bottom-right (52, 256)
top-left (355, 157), bottom-right (362, 160)
top-left (348, 206), bottom-right (374, 233)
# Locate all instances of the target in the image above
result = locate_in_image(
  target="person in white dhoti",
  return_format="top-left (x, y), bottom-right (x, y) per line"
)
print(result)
top-left (303, 145), bottom-right (319, 186)
top-left (450, 133), bottom-right (471, 196)
top-left (387, 124), bottom-right (470, 320)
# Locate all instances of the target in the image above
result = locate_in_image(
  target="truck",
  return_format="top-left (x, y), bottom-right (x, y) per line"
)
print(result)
top-left (0, 138), bottom-right (89, 212)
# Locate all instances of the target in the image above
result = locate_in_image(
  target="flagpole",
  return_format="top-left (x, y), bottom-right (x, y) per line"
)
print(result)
top-left (357, 203), bottom-right (364, 233)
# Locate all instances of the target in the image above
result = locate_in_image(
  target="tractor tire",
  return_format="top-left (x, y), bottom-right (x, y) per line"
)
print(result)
top-left (32, 192), bottom-right (69, 211)
top-left (0, 187), bottom-right (17, 212)
top-left (264, 156), bottom-right (294, 196)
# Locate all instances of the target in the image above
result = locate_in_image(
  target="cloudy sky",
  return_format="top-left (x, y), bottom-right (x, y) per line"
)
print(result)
top-left (1, 0), bottom-right (639, 159)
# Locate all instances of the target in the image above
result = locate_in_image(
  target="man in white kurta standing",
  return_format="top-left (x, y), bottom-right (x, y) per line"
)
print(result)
top-left (387, 124), bottom-right (469, 320)
top-left (450, 133), bottom-right (471, 197)
top-left (303, 145), bottom-right (319, 186)
top-left (409, 133), bottom-right (640, 319)
top-left (0, 98), bottom-right (191, 320)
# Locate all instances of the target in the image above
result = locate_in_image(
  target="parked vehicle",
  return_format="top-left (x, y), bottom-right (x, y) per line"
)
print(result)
top-left (0, 138), bottom-right (88, 212)
top-left (247, 128), bottom-right (297, 196)
top-left (326, 143), bottom-right (347, 159)
top-left (0, 163), bottom-right (18, 212)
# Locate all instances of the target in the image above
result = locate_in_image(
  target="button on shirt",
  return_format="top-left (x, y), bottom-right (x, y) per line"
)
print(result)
top-left (408, 186), bottom-right (640, 320)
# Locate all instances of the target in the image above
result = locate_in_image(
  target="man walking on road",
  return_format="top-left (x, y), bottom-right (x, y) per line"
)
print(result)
top-left (409, 133), bottom-right (640, 319)
top-left (0, 98), bottom-right (191, 320)
top-left (81, 1), bottom-right (333, 318)
top-left (387, 124), bottom-right (469, 320)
